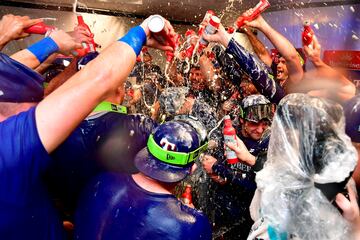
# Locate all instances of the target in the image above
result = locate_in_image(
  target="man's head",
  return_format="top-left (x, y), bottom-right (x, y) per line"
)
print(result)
top-left (189, 66), bottom-right (206, 91)
top-left (276, 57), bottom-right (289, 86)
top-left (240, 94), bottom-right (273, 141)
top-left (134, 118), bottom-right (208, 183)
top-left (272, 50), bottom-right (305, 87)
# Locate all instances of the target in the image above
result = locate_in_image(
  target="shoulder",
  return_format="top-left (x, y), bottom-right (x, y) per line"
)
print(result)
top-left (177, 205), bottom-right (212, 239)
top-left (0, 106), bottom-right (46, 154)
top-left (77, 173), bottom-right (129, 208)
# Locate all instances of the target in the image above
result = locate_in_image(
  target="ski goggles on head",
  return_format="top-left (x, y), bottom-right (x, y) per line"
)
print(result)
top-left (147, 134), bottom-right (208, 166)
top-left (173, 114), bottom-right (208, 143)
top-left (240, 104), bottom-right (274, 123)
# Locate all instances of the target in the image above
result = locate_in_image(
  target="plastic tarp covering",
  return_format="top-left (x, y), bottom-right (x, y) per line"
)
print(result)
top-left (256, 93), bottom-right (358, 240)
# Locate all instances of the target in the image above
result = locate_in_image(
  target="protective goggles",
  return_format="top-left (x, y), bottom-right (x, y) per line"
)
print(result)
top-left (240, 104), bottom-right (273, 123)
top-left (147, 134), bottom-right (208, 166)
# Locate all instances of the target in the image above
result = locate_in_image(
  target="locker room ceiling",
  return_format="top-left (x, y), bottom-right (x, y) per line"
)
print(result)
top-left (1, 0), bottom-right (356, 25)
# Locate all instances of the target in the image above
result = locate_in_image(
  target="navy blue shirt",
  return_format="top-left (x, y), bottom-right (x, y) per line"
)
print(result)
top-left (225, 38), bottom-right (285, 104)
top-left (46, 112), bottom-right (157, 217)
top-left (74, 173), bottom-right (212, 240)
top-left (209, 126), bottom-right (269, 239)
top-left (0, 107), bottom-right (65, 239)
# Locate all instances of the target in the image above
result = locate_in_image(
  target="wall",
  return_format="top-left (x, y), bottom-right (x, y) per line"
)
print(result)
top-left (260, 4), bottom-right (359, 51)
top-left (1, 4), bottom-right (359, 71)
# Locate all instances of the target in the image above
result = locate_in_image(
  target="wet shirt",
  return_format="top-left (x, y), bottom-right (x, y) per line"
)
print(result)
top-left (0, 107), bottom-right (65, 239)
top-left (74, 173), bottom-right (212, 240)
top-left (225, 38), bottom-right (286, 104)
top-left (46, 112), bottom-right (157, 218)
top-left (209, 127), bottom-right (269, 239)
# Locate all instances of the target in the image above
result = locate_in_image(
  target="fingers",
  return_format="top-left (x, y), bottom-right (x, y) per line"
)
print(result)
top-left (236, 135), bottom-right (243, 145)
top-left (146, 39), bottom-right (173, 51)
top-left (74, 42), bottom-right (83, 50)
top-left (22, 17), bottom-right (43, 28)
top-left (202, 32), bottom-right (218, 43)
top-left (73, 26), bottom-right (92, 37)
top-left (347, 185), bottom-right (358, 204)
top-left (312, 35), bottom-right (321, 51)
top-left (336, 192), bottom-right (351, 212)
top-left (226, 141), bottom-right (238, 151)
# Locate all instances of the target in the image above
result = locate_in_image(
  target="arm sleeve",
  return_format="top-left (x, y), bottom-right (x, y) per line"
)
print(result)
top-left (212, 161), bottom-right (257, 191)
top-left (225, 38), bottom-right (286, 104)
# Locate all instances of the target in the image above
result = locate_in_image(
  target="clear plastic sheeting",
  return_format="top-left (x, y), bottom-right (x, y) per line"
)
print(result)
top-left (256, 93), bottom-right (358, 240)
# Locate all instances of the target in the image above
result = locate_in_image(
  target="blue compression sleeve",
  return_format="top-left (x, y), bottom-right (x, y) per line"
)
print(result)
top-left (118, 26), bottom-right (146, 56)
top-left (27, 37), bottom-right (59, 63)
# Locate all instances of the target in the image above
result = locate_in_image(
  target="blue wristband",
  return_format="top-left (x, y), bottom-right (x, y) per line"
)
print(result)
top-left (27, 37), bottom-right (59, 63)
top-left (118, 26), bottom-right (146, 56)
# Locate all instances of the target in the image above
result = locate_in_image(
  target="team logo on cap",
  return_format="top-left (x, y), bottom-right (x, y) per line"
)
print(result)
top-left (160, 138), bottom-right (177, 151)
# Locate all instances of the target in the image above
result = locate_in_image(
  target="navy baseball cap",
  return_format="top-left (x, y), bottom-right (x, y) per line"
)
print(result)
top-left (343, 94), bottom-right (360, 143)
top-left (77, 51), bottom-right (99, 71)
top-left (0, 52), bottom-right (44, 102)
top-left (134, 120), bottom-right (207, 183)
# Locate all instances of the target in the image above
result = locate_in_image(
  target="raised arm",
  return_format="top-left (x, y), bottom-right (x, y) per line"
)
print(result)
top-left (203, 24), bottom-right (285, 104)
top-left (302, 35), bottom-right (356, 102)
top-left (10, 29), bottom-right (82, 70)
top-left (245, 12), bottom-right (303, 85)
top-left (10, 25), bottom-right (92, 70)
top-left (0, 14), bottom-right (42, 50)
top-left (242, 26), bottom-right (272, 67)
top-left (36, 17), bottom-right (174, 152)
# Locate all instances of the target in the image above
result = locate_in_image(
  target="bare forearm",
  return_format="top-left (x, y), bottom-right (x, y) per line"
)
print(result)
top-left (259, 23), bottom-right (303, 83)
top-left (245, 29), bottom-right (272, 67)
top-left (10, 49), bottom-right (41, 69)
top-left (35, 53), bottom-right (58, 73)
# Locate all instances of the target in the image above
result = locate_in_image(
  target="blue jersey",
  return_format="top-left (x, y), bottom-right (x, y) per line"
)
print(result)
top-left (225, 38), bottom-right (286, 104)
top-left (46, 112), bottom-right (157, 217)
top-left (75, 173), bottom-right (212, 240)
top-left (0, 107), bottom-right (65, 239)
top-left (210, 127), bottom-right (269, 239)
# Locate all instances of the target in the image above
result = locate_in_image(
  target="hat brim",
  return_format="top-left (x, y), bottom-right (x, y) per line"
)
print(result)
top-left (134, 148), bottom-right (192, 183)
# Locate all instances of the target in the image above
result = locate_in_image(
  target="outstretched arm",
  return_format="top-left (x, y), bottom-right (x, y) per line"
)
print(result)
top-left (243, 26), bottom-right (272, 67)
top-left (10, 25), bottom-right (92, 70)
top-left (36, 17), bottom-right (174, 152)
top-left (245, 12), bottom-right (303, 85)
top-left (302, 35), bottom-right (356, 102)
top-left (203, 24), bottom-right (285, 104)
top-left (0, 14), bottom-right (42, 50)
top-left (10, 29), bottom-right (82, 70)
